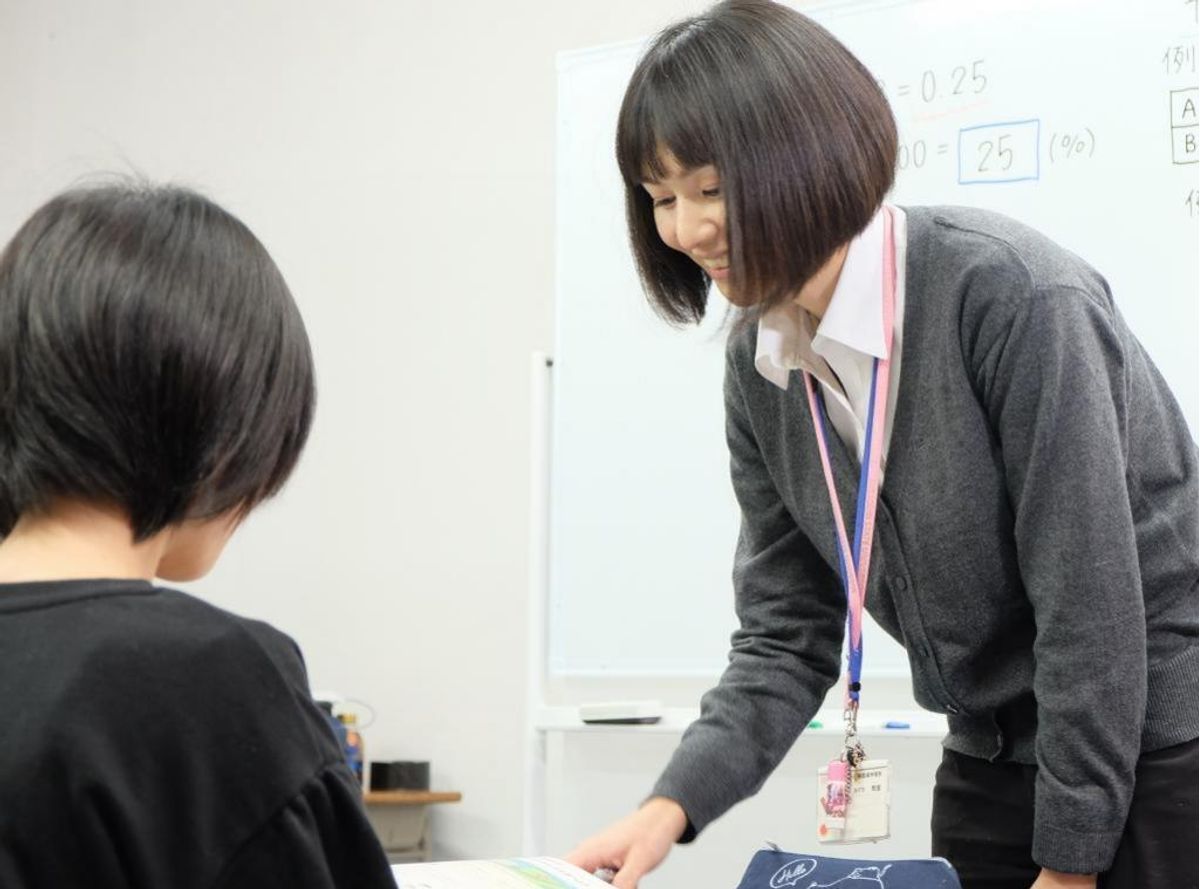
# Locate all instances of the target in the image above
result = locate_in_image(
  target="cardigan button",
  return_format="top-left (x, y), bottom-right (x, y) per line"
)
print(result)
top-left (892, 575), bottom-right (909, 592)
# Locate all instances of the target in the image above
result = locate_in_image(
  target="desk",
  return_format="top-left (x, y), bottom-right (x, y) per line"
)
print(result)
top-left (363, 790), bottom-right (463, 863)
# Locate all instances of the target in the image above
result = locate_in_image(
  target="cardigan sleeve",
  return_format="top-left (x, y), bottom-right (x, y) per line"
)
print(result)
top-left (650, 343), bottom-right (845, 840)
top-left (970, 279), bottom-right (1145, 874)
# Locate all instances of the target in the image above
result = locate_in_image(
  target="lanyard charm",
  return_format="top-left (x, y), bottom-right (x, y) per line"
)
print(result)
top-left (820, 701), bottom-right (866, 830)
top-left (821, 758), bottom-right (850, 828)
top-left (843, 699), bottom-right (865, 768)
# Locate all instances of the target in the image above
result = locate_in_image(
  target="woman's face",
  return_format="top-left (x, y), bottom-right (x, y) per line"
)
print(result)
top-left (641, 151), bottom-right (749, 307)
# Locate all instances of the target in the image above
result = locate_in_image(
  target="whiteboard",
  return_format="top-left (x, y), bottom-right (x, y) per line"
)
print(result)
top-left (550, 0), bottom-right (1199, 677)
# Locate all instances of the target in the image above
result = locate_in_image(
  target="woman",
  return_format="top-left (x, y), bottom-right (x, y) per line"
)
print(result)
top-left (566, 3), bottom-right (1198, 888)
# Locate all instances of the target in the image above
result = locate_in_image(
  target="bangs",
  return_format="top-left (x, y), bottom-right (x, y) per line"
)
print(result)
top-left (616, 42), bottom-right (726, 184)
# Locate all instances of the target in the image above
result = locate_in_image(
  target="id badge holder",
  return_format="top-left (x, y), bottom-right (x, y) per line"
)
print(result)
top-left (816, 758), bottom-right (891, 843)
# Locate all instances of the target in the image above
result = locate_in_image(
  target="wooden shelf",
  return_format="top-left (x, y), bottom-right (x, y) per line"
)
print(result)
top-left (363, 790), bottom-right (462, 806)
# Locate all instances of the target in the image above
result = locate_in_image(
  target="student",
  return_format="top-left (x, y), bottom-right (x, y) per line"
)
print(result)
top-left (0, 183), bottom-right (396, 888)
top-left (566, 3), bottom-right (1199, 888)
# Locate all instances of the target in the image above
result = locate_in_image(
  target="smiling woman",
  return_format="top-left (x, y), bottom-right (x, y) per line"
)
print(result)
top-left (640, 151), bottom-right (854, 319)
top-left (614, 0), bottom-right (895, 324)
top-left (565, 2), bottom-right (1199, 888)
top-left (640, 156), bottom-right (730, 286)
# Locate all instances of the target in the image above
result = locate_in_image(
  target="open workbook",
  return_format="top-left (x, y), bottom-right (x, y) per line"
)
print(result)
top-left (391, 857), bottom-right (608, 888)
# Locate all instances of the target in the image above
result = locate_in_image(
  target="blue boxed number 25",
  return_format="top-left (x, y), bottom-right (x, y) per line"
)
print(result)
top-left (734, 848), bottom-right (961, 889)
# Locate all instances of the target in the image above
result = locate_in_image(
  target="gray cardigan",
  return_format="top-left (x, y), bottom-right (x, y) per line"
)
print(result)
top-left (651, 206), bottom-right (1199, 874)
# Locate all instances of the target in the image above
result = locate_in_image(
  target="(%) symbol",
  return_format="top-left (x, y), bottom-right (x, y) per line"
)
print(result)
top-left (1049, 128), bottom-right (1096, 162)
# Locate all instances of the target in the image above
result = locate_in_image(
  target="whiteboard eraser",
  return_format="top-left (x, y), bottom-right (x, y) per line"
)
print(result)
top-left (579, 700), bottom-right (663, 724)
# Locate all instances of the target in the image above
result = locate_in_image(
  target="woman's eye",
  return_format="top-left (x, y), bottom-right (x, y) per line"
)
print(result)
top-left (651, 196), bottom-right (675, 209)
top-left (702, 187), bottom-right (721, 198)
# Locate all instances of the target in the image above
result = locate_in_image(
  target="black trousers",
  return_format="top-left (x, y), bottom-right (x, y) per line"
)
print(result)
top-left (930, 738), bottom-right (1198, 889)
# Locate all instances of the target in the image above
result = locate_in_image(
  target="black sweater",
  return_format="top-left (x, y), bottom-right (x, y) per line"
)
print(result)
top-left (0, 578), bottom-right (395, 889)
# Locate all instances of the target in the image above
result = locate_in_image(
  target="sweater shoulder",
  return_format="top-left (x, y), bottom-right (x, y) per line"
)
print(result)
top-left (907, 205), bottom-right (1113, 308)
top-left (11, 586), bottom-right (330, 770)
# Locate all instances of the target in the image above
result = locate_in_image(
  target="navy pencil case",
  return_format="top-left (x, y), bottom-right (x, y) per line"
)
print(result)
top-left (734, 847), bottom-right (961, 889)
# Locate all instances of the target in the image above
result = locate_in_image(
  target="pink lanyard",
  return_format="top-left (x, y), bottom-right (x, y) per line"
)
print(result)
top-left (801, 207), bottom-right (896, 714)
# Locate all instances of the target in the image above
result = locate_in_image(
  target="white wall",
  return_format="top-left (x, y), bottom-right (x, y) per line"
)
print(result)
top-left (0, 0), bottom-right (759, 863)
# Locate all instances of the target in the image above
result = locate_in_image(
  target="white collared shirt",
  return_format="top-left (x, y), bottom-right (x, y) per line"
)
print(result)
top-left (753, 205), bottom-right (907, 468)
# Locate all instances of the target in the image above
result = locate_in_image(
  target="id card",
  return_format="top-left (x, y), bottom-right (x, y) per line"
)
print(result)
top-left (816, 759), bottom-right (891, 843)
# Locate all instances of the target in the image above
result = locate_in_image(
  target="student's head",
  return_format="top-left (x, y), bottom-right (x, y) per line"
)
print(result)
top-left (0, 181), bottom-right (315, 577)
top-left (616, 0), bottom-right (897, 323)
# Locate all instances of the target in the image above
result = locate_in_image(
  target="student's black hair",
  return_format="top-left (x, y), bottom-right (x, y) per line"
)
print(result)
top-left (0, 180), bottom-right (316, 540)
top-left (616, 0), bottom-right (898, 324)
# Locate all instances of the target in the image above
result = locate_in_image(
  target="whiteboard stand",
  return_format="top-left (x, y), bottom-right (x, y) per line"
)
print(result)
top-left (523, 350), bottom-right (553, 856)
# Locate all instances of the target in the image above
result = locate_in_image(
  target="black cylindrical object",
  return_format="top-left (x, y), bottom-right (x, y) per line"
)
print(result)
top-left (369, 760), bottom-right (430, 791)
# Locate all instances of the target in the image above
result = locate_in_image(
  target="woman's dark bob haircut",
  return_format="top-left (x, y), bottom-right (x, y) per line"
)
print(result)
top-left (0, 181), bottom-right (315, 540)
top-left (616, 0), bottom-right (898, 324)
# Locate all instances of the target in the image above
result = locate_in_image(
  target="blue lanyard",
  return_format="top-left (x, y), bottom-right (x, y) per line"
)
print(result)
top-left (800, 206), bottom-right (897, 712)
top-left (811, 356), bottom-right (884, 702)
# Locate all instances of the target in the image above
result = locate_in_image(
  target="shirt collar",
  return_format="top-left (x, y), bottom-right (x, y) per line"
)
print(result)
top-left (753, 205), bottom-right (889, 390)
top-left (812, 207), bottom-right (888, 361)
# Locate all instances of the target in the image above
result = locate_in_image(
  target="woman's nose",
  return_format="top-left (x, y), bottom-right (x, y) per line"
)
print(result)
top-left (674, 201), bottom-right (720, 253)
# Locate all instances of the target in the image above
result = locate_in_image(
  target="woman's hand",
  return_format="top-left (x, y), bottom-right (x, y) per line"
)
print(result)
top-left (1030, 868), bottom-right (1097, 888)
top-left (564, 797), bottom-right (688, 888)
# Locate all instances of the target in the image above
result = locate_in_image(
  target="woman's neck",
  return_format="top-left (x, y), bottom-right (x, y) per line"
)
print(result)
top-left (0, 501), bottom-right (165, 583)
top-left (795, 243), bottom-right (850, 321)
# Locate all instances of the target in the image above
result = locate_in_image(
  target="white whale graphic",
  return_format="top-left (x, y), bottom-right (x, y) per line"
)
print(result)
top-left (807, 864), bottom-right (892, 888)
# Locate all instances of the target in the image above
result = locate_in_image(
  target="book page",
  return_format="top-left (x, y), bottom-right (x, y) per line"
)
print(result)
top-left (392, 856), bottom-right (609, 889)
